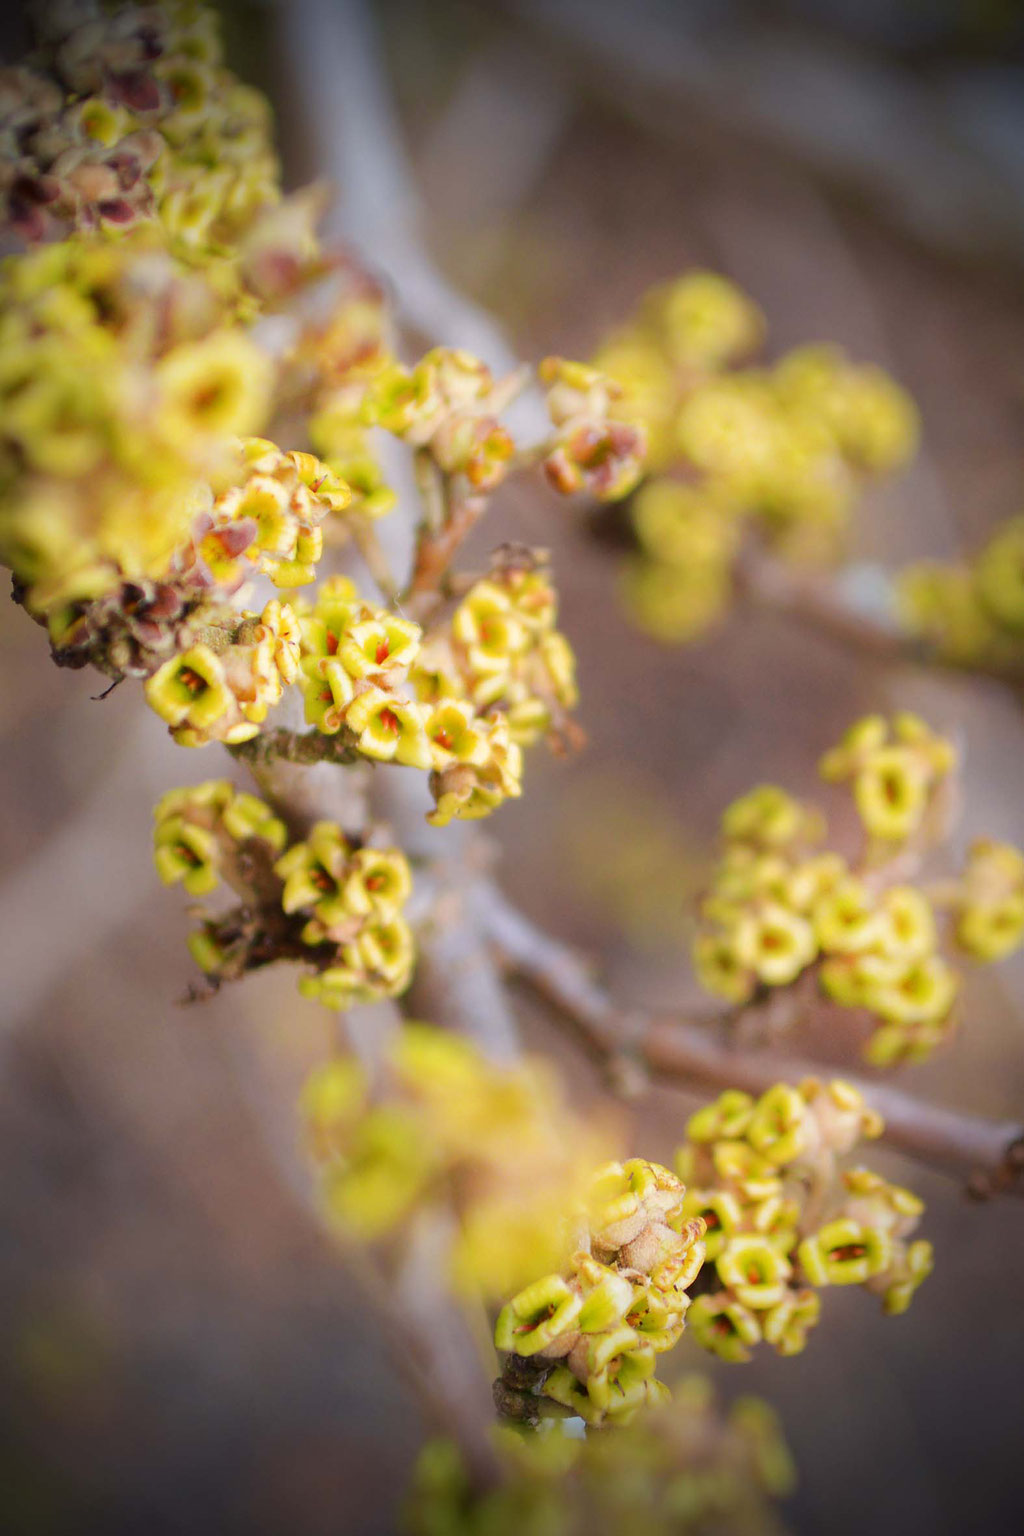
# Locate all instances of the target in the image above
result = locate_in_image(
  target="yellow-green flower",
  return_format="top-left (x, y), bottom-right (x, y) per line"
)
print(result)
top-left (716, 1234), bottom-right (792, 1310)
top-left (686, 1090), bottom-right (755, 1145)
top-left (733, 902), bottom-right (816, 986)
top-left (798, 1218), bottom-right (891, 1287)
top-left (495, 1275), bottom-right (582, 1358)
top-left (276, 822), bottom-right (353, 925)
top-left (345, 687), bottom-right (432, 768)
top-left (343, 848), bottom-right (412, 920)
top-left (688, 1294), bottom-right (761, 1363)
top-left (154, 814), bottom-right (220, 896)
top-left (146, 645), bottom-right (235, 734)
top-left (761, 1287), bottom-right (821, 1356)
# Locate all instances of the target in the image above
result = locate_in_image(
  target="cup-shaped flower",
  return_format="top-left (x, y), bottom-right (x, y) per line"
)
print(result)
top-left (275, 822), bottom-right (352, 924)
top-left (746, 1085), bottom-right (808, 1167)
top-left (878, 886), bottom-right (937, 961)
top-left (686, 1090), bottom-right (755, 1145)
top-left (300, 656), bottom-right (356, 734)
top-left (345, 687), bottom-right (432, 768)
top-left (339, 614), bottom-right (421, 679)
top-left (721, 785), bottom-right (814, 850)
top-left (575, 1325), bottom-right (657, 1419)
top-left (813, 877), bottom-right (885, 955)
top-left (495, 1275), bottom-right (582, 1358)
top-left (343, 848), bottom-right (412, 921)
top-left (871, 955), bottom-right (958, 1027)
top-left (734, 902), bottom-right (817, 987)
top-left (424, 700), bottom-right (490, 770)
top-left (693, 930), bottom-right (756, 1005)
top-left (797, 1218), bottom-right (892, 1287)
top-left (688, 1294), bottom-right (762, 1364)
top-left (453, 582), bottom-right (528, 677)
top-left (854, 746), bottom-right (930, 842)
top-left (626, 1286), bottom-right (688, 1353)
top-left (716, 1235), bottom-right (792, 1310)
top-left (352, 915), bottom-right (415, 990)
top-left (146, 644), bottom-right (235, 733)
top-left (221, 791), bottom-right (287, 851)
top-left (681, 1187), bottom-right (743, 1261)
top-left (574, 1257), bottom-right (636, 1335)
top-left (154, 814), bottom-right (220, 896)
top-left (761, 1288), bottom-right (821, 1356)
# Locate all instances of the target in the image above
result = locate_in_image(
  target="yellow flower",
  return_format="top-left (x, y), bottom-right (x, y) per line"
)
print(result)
top-left (651, 271), bottom-right (763, 370)
top-left (716, 1235), bottom-right (792, 1310)
top-left (733, 902), bottom-right (816, 987)
top-left (156, 331), bottom-right (272, 443)
top-left (494, 1275), bottom-right (582, 1358)
top-left (423, 700), bottom-right (490, 770)
top-left (153, 815), bottom-right (220, 896)
top-left (688, 1294), bottom-right (761, 1363)
top-left (146, 644), bottom-right (235, 734)
top-left (345, 687), bottom-right (432, 768)
top-left (746, 1085), bottom-right (808, 1167)
top-left (339, 614), bottom-right (421, 679)
top-left (798, 1219), bottom-right (891, 1287)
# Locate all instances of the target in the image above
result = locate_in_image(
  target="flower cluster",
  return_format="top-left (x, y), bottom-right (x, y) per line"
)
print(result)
top-left (188, 436), bottom-right (350, 591)
top-left (302, 276), bottom-right (397, 521)
top-left (951, 839), bottom-right (1024, 962)
top-left (409, 1383), bottom-right (794, 1536)
top-left (539, 357), bottom-right (647, 502)
top-left (292, 555), bottom-right (577, 824)
top-left (153, 776), bottom-right (286, 896)
top-left (296, 575), bottom-right (432, 766)
top-left (145, 597), bottom-right (300, 746)
top-left (367, 347), bottom-right (516, 492)
top-left (303, 1025), bottom-right (610, 1297)
top-left (676, 1081), bottom-right (932, 1363)
top-left (590, 271), bottom-right (918, 643)
top-left (900, 514), bottom-right (1024, 674)
top-left (2, 0), bottom-right (281, 275)
top-left (0, 233), bottom-right (272, 630)
top-left (155, 787), bottom-right (414, 1007)
top-left (493, 1159), bottom-right (707, 1428)
top-left (693, 715), bottom-right (1022, 1065)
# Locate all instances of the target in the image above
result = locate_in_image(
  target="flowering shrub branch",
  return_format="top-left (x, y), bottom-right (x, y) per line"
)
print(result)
top-left (478, 883), bottom-right (1024, 1199)
top-left (3, 2), bottom-right (1022, 1527)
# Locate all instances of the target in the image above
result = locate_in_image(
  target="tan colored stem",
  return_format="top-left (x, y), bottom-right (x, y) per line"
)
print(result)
top-left (477, 882), bottom-right (1024, 1198)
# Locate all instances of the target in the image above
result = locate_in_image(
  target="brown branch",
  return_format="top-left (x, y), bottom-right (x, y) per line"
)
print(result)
top-left (230, 727), bottom-right (360, 768)
top-left (404, 487), bottom-right (487, 622)
top-left (476, 882), bottom-right (1024, 1199)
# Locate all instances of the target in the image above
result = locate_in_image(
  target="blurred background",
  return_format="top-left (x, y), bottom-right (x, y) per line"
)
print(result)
top-left (2, 0), bottom-right (1024, 1531)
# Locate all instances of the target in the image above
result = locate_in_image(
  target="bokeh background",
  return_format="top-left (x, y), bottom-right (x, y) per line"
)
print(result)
top-left (2, 1), bottom-right (1024, 1531)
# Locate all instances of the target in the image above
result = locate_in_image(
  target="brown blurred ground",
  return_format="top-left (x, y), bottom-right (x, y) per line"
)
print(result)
top-left (2, 3), bottom-right (1024, 1533)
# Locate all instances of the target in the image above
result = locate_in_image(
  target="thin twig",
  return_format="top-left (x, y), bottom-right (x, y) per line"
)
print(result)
top-left (404, 492), bottom-right (487, 620)
top-left (735, 549), bottom-right (1024, 692)
top-left (230, 727), bottom-right (360, 768)
top-left (477, 881), bottom-right (1024, 1198)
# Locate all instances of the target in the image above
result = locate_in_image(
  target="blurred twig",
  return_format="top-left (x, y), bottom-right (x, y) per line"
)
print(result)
top-left (478, 881), bottom-right (1024, 1198)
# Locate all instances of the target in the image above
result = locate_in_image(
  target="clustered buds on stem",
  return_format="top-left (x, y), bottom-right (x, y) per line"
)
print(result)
top-left (900, 514), bottom-right (1024, 677)
top-left (693, 713), bottom-right (1023, 1065)
top-left (494, 1159), bottom-right (707, 1427)
top-left (539, 357), bottom-right (647, 503)
top-left (154, 784), bottom-right (414, 1005)
top-left (587, 271), bottom-right (918, 643)
top-left (677, 1080), bottom-right (931, 1361)
top-left (0, 3), bottom-right (998, 1515)
top-left (1, 0), bottom-right (280, 261)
